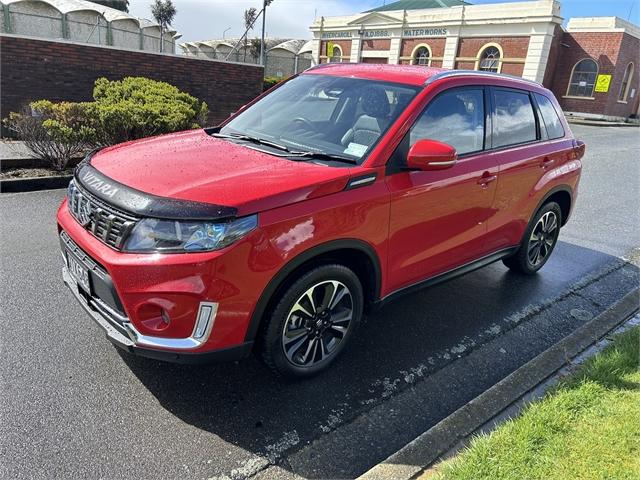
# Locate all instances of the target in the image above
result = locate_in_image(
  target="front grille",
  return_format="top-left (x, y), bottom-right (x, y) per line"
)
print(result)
top-left (67, 180), bottom-right (137, 250)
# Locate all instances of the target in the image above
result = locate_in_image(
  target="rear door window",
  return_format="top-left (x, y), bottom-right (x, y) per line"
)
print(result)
top-left (534, 93), bottom-right (565, 140)
top-left (492, 89), bottom-right (537, 148)
top-left (410, 88), bottom-right (485, 155)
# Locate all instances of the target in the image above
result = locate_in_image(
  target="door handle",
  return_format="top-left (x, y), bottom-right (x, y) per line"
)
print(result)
top-left (541, 157), bottom-right (555, 169)
top-left (477, 172), bottom-right (497, 187)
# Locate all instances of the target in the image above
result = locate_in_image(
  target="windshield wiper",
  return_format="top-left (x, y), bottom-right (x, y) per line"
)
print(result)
top-left (288, 151), bottom-right (358, 165)
top-left (211, 133), bottom-right (290, 152)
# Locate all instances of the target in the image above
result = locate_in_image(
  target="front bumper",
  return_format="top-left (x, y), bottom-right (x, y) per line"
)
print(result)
top-left (62, 265), bottom-right (253, 363)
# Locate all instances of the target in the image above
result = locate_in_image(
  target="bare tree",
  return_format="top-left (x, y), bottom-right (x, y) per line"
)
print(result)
top-left (150, 0), bottom-right (177, 53)
top-left (243, 8), bottom-right (258, 62)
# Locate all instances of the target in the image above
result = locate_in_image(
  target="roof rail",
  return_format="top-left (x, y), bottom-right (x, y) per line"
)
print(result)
top-left (305, 62), bottom-right (359, 72)
top-left (425, 70), bottom-right (542, 87)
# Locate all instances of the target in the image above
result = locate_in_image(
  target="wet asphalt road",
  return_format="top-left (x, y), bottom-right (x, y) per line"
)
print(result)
top-left (1, 125), bottom-right (639, 480)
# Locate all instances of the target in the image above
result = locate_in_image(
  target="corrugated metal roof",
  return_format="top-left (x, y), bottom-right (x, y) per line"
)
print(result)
top-left (366, 0), bottom-right (469, 12)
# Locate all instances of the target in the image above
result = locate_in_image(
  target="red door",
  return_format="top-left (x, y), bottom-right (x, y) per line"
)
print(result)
top-left (483, 87), bottom-right (568, 251)
top-left (385, 87), bottom-right (499, 293)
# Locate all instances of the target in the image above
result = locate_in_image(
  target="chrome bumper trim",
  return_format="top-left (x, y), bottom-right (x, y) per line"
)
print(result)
top-left (63, 267), bottom-right (219, 351)
top-left (63, 266), bottom-right (135, 348)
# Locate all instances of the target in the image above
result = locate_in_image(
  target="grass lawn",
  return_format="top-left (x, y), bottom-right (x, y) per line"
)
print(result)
top-left (429, 325), bottom-right (640, 480)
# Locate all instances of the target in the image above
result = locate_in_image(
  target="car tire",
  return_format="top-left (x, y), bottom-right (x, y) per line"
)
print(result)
top-left (503, 201), bottom-right (562, 275)
top-left (260, 264), bottom-right (363, 380)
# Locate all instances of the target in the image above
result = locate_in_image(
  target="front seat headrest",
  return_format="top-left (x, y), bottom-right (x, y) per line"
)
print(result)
top-left (360, 86), bottom-right (390, 118)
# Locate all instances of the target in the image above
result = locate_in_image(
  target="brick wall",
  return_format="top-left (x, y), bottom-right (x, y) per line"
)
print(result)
top-left (361, 39), bottom-right (391, 51)
top-left (0, 35), bottom-right (264, 126)
top-left (399, 38), bottom-right (446, 67)
top-left (320, 39), bottom-right (351, 61)
top-left (542, 25), bottom-right (564, 88)
top-left (455, 36), bottom-right (529, 76)
top-left (551, 31), bottom-right (640, 119)
top-left (456, 36), bottom-right (530, 59)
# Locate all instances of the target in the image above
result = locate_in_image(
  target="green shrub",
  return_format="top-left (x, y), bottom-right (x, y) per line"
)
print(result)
top-left (3, 77), bottom-right (209, 169)
top-left (88, 77), bottom-right (209, 145)
top-left (263, 76), bottom-right (287, 91)
top-left (4, 102), bottom-right (96, 171)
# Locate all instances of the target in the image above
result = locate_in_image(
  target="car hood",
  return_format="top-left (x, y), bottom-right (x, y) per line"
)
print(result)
top-left (89, 130), bottom-right (352, 216)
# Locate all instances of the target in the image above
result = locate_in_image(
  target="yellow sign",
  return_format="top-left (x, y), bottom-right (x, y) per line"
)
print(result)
top-left (327, 41), bottom-right (335, 58)
top-left (594, 74), bottom-right (612, 93)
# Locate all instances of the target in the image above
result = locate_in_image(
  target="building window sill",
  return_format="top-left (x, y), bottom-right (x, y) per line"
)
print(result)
top-left (617, 100), bottom-right (628, 104)
top-left (562, 95), bottom-right (595, 100)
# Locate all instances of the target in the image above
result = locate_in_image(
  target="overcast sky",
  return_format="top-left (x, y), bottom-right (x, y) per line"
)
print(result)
top-left (128, 0), bottom-right (639, 44)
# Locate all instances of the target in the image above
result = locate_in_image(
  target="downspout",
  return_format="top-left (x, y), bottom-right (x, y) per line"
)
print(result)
top-left (61, 13), bottom-right (69, 39)
top-left (3, 4), bottom-right (12, 34)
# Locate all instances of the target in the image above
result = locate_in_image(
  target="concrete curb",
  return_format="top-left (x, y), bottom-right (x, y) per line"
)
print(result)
top-left (1, 175), bottom-right (72, 193)
top-left (359, 287), bottom-right (640, 480)
top-left (1, 157), bottom-right (82, 169)
top-left (567, 119), bottom-right (639, 127)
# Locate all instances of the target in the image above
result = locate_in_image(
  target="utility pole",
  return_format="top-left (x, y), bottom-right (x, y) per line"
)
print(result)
top-left (259, 0), bottom-right (273, 67)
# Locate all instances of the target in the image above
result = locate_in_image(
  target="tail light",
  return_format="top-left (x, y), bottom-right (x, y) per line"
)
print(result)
top-left (570, 139), bottom-right (586, 160)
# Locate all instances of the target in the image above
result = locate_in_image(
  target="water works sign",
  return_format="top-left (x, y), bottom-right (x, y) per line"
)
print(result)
top-left (403, 28), bottom-right (448, 37)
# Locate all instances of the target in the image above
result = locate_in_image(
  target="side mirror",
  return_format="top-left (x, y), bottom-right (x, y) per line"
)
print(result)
top-left (407, 139), bottom-right (458, 171)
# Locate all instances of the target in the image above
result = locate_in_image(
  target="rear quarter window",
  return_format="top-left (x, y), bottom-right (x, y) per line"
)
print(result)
top-left (492, 89), bottom-right (537, 148)
top-left (534, 93), bottom-right (565, 140)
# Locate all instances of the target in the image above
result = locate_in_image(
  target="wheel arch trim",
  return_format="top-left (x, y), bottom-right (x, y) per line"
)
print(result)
top-left (533, 184), bottom-right (574, 225)
top-left (243, 239), bottom-right (382, 343)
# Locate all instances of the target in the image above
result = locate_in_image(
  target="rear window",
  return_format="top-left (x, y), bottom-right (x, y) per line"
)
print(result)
top-left (535, 93), bottom-right (565, 140)
top-left (492, 89), bottom-right (537, 148)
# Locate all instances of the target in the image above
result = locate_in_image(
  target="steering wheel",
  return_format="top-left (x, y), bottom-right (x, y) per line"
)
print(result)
top-left (290, 117), bottom-right (316, 132)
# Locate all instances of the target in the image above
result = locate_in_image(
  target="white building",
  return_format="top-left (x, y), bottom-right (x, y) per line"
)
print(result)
top-left (309, 0), bottom-right (640, 120)
top-left (179, 38), bottom-right (314, 77)
top-left (0, 0), bottom-right (181, 53)
top-left (309, 0), bottom-right (562, 83)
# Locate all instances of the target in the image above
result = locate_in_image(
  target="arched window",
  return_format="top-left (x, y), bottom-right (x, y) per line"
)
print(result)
top-left (618, 62), bottom-right (634, 102)
top-left (411, 45), bottom-right (431, 66)
top-left (329, 44), bottom-right (342, 63)
top-left (567, 59), bottom-right (598, 97)
top-left (477, 44), bottom-right (501, 73)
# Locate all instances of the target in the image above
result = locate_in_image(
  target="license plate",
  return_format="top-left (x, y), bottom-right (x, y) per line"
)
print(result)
top-left (67, 251), bottom-right (90, 294)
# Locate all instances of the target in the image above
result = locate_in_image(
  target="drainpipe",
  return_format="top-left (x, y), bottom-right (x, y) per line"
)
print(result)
top-left (3, 4), bottom-right (12, 34)
top-left (61, 13), bottom-right (69, 38)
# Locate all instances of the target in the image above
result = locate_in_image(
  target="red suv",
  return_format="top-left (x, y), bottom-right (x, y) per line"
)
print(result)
top-left (58, 65), bottom-right (584, 378)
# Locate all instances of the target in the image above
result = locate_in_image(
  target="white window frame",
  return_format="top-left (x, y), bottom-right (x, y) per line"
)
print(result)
top-left (329, 44), bottom-right (343, 63)
top-left (410, 43), bottom-right (432, 66)
top-left (475, 43), bottom-right (503, 73)
top-left (618, 62), bottom-right (634, 103)
top-left (565, 58), bottom-right (599, 99)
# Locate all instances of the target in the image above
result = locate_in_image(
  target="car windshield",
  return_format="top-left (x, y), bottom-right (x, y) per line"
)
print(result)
top-left (219, 74), bottom-right (420, 165)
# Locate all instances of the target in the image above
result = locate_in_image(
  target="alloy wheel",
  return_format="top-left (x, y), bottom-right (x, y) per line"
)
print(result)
top-left (281, 280), bottom-right (353, 367)
top-left (527, 211), bottom-right (558, 266)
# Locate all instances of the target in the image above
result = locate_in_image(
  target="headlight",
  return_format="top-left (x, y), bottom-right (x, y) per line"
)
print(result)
top-left (123, 215), bottom-right (258, 253)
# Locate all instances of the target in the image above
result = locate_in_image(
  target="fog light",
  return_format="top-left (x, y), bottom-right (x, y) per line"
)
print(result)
top-left (193, 302), bottom-right (218, 339)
